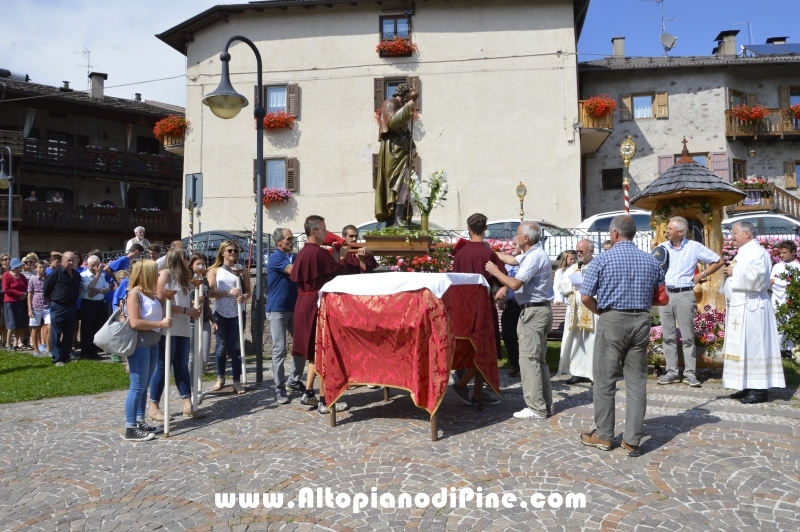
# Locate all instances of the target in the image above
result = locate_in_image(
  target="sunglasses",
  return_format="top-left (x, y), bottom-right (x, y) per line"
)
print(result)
top-left (23, 261), bottom-right (33, 264)
top-left (224, 249), bottom-right (239, 254)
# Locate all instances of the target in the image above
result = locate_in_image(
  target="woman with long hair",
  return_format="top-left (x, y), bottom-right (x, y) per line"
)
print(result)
top-left (3, 258), bottom-right (29, 350)
top-left (207, 240), bottom-right (250, 395)
top-left (187, 254), bottom-right (218, 401)
top-left (552, 250), bottom-right (577, 304)
top-left (148, 249), bottom-right (204, 420)
top-left (0, 254), bottom-right (10, 345)
top-left (124, 260), bottom-right (171, 442)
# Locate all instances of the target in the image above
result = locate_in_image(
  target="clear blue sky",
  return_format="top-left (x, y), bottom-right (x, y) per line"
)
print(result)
top-left (578, 0), bottom-right (800, 61)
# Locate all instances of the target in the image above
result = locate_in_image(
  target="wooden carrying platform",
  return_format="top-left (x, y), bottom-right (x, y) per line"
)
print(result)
top-left (349, 235), bottom-right (454, 256)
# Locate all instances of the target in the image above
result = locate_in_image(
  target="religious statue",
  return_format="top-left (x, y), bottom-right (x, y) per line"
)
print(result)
top-left (375, 83), bottom-right (418, 226)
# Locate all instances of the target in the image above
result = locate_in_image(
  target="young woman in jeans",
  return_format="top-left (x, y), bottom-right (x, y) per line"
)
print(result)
top-left (148, 250), bottom-right (205, 420)
top-left (207, 240), bottom-right (250, 394)
top-left (124, 260), bottom-right (171, 442)
top-left (187, 253), bottom-right (217, 402)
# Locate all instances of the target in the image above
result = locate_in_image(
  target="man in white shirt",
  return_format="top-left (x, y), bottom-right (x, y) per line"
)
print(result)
top-left (126, 226), bottom-right (150, 252)
top-left (770, 239), bottom-right (799, 356)
top-left (657, 216), bottom-right (725, 388)
top-left (156, 241), bottom-right (184, 269)
top-left (79, 256), bottom-right (110, 360)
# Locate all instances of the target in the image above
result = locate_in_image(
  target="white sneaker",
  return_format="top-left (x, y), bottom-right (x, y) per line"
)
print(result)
top-left (513, 407), bottom-right (548, 419)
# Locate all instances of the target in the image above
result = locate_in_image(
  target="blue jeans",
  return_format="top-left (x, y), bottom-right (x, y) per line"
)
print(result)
top-left (149, 335), bottom-right (192, 402)
top-left (49, 301), bottom-right (77, 363)
top-left (214, 312), bottom-right (243, 382)
top-left (125, 344), bottom-right (159, 427)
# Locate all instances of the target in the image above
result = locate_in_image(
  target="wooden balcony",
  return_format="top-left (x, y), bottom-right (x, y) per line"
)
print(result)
top-left (578, 100), bottom-right (613, 155)
top-left (0, 130), bottom-right (25, 157)
top-left (726, 184), bottom-right (800, 218)
top-left (20, 139), bottom-right (182, 183)
top-left (725, 109), bottom-right (800, 140)
top-left (1, 196), bottom-right (180, 235)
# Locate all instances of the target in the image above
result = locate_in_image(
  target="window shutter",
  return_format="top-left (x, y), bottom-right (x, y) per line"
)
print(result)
top-left (779, 86), bottom-right (791, 109)
top-left (374, 78), bottom-right (385, 111)
top-left (407, 76), bottom-right (421, 111)
top-left (372, 153), bottom-right (379, 189)
top-left (655, 92), bottom-right (669, 119)
top-left (786, 161), bottom-right (798, 190)
top-left (286, 157), bottom-right (298, 192)
top-left (658, 155), bottom-right (674, 175)
top-left (619, 95), bottom-right (632, 121)
top-left (287, 84), bottom-right (299, 118)
top-left (746, 93), bottom-right (758, 107)
top-left (710, 152), bottom-right (730, 182)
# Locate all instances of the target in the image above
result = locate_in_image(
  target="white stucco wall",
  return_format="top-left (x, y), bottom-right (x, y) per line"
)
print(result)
top-left (181, 0), bottom-right (582, 235)
top-left (581, 63), bottom-right (800, 217)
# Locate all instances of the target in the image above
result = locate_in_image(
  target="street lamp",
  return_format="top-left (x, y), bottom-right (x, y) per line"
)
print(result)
top-left (0, 147), bottom-right (13, 255)
top-left (203, 35), bottom-right (267, 382)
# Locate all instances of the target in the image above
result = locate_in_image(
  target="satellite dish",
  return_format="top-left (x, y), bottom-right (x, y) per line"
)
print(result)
top-left (661, 33), bottom-right (678, 51)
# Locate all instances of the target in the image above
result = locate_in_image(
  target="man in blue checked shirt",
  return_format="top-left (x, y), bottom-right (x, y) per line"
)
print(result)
top-left (267, 228), bottom-right (304, 405)
top-left (657, 216), bottom-right (725, 388)
top-left (578, 215), bottom-right (664, 458)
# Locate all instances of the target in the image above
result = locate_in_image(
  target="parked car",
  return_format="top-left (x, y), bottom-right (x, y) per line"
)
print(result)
top-left (721, 212), bottom-right (800, 240)
top-left (573, 209), bottom-right (653, 252)
top-left (181, 230), bottom-right (273, 270)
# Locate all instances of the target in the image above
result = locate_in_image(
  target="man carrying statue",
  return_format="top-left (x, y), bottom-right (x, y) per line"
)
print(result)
top-left (375, 83), bottom-right (418, 227)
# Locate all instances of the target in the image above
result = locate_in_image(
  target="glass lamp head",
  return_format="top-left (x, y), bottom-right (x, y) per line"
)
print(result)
top-left (201, 53), bottom-right (249, 119)
top-left (0, 160), bottom-right (10, 190)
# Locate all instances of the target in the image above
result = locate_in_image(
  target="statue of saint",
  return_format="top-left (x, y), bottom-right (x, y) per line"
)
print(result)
top-left (375, 84), bottom-right (418, 226)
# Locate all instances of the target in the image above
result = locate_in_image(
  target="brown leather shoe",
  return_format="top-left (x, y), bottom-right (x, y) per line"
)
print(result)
top-left (578, 430), bottom-right (612, 451)
top-left (621, 441), bottom-right (640, 457)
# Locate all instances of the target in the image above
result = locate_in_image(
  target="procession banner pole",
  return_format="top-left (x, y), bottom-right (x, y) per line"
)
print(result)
top-left (234, 266), bottom-right (247, 385)
top-left (163, 296), bottom-right (173, 437)
top-left (192, 286), bottom-right (202, 410)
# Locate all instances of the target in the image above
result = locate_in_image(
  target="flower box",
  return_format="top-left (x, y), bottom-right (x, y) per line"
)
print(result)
top-left (376, 38), bottom-right (417, 57)
top-left (730, 104), bottom-right (770, 124)
top-left (263, 187), bottom-right (293, 207)
top-left (153, 115), bottom-right (189, 142)
top-left (733, 178), bottom-right (769, 190)
top-left (263, 111), bottom-right (295, 131)
top-left (583, 94), bottom-right (617, 119)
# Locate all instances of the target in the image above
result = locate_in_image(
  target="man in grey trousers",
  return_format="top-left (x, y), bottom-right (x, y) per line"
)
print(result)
top-left (657, 216), bottom-right (725, 388)
top-left (267, 228), bottom-right (306, 404)
top-left (578, 215), bottom-right (665, 457)
top-left (486, 222), bottom-right (554, 419)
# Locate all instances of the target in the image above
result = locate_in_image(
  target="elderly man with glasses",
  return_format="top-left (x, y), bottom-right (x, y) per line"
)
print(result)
top-left (126, 227), bottom-right (150, 253)
top-left (43, 252), bottom-right (82, 366)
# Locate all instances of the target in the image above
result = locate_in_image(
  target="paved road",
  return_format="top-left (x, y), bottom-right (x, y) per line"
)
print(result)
top-left (1, 370), bottom-right (798, 531)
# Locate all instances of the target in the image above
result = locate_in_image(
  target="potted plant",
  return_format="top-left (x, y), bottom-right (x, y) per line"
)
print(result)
top-left (263, 111), bottom-right (295, 131)
top-left (732, 177), bottom-right (769, 190)
top-left (153, 115), bottom-right (189, 145)
top-left (376, 38), bottom-right (418, 57)
top-left (583, 94), bottom-right (617, 119)
top-left (262, 187), bottom-right (293, 207)
top-left (730, 104), bottom-right (770, 130)
top-left (783, 103), bottom-right (800, 123)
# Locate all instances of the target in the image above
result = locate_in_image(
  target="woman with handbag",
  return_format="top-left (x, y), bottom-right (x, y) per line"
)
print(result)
top-left (148, 250), bottom-right (204, 421)
top-left (124, 260), bottom-right (171, 442)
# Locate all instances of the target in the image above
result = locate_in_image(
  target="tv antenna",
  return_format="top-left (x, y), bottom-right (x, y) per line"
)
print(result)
top-left (643, 0), bottom-right (678, 56)
top-left (731, 22), bottom-right (754, 45)
top-left (75, 46), bottom-right (97, 90)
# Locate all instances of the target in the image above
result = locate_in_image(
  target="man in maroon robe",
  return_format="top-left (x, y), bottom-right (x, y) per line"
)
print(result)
top-left (341, 225), bottom-right (379, 275)
top-left (291, 215), bottom-right (350, 414)
top-left (451, 213), bottom-right (507, 406)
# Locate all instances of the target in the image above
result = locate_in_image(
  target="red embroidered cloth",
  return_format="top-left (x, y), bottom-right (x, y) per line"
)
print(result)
top-left (316, 284), bottom-right (499, 414)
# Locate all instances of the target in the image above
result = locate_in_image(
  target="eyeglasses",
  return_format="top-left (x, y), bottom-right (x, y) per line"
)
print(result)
top-left (23, 261), bottom-right (33, 264)
top-left (576, 250), bottom-right (592, 255)
top-left (224, 249), bottom-right (239, 255)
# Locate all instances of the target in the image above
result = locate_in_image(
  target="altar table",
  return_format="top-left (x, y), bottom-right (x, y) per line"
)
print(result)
top-left (315, 273), bottom-right (500, 440)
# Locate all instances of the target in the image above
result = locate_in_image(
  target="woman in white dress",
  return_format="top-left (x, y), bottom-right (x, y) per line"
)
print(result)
top-left (552, 251), bottom-right (577, 304)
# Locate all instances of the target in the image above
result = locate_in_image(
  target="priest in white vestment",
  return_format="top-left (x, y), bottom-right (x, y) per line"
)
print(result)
top-left (769, 240), bottom-right (800, 354)
top-left (557, 239), bottom-right (596, 384)
top-left (722, 221), bottom-right (785, 404)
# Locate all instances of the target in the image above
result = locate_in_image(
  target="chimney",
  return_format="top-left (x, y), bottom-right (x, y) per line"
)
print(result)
top-left (713, 30), bottom-right (739, 56)
top-left (59, 81), bottom-right (72, 92)
top-left (611, 37), bottom-right (625, 58)
top-left (766, 36), bottom-right (788, 45)
top-left (134, 93), bottom-right (142, 102)
top-left (88, 72), bottom-right (108, 99)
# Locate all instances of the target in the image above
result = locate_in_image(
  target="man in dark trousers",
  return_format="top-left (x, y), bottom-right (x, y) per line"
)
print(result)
top-left (290, 215), bottom-right (350, 415)
top-left (450, 213), bottom-right (507, 406)
top-left (43, 252), bottom-right (82, 366)
top-left (578, 215), bottom-right (664, 457)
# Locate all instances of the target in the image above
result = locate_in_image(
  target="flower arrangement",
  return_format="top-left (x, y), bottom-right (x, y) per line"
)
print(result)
top-left (138, 207), bottom-right (161, 212)
top-left (364, 226), bottom-right (453, 272)
top-left (732, 177), bottom-right (768, 189)
top-left (648, 305), bottom-right (726, 364)
top-left (783, 104), bottom-right (800, 122)
top-left (722, 235), bottom-right (800, 266)
top-left (583, 94), bottom-right (617, 118)
top-left (486, 238), bottom-right (515, 255)
top-left (407, 170), bottom-right (448, 217)
top-left (730, 104), bottom-right (770, 124)
top-left (263, 111), bottom-right (295, 131)
top-left (775, 269), bottom-right (800, 348)
top-left (376, 38), bottom-right (417, 57)
top-left (89, 203), bottom-right (114, 209)
top-left (262, 187), bottom-right (293, 207)
top-left (153, 115), bottom-right (189, 142)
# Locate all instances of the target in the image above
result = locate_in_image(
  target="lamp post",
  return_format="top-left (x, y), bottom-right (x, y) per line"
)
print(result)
top-left (202, 36), bottom-right (266, 382)
top-left (0, 147), bottom-right (13, 254)
top-left (620, 135), bottom-right (637, 214)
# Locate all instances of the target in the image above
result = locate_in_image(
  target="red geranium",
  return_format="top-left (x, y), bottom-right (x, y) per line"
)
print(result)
top-left (153, 115), bottom-right (189, 142)
top-left (783, 104), bottom-right (800, 122)
top-left (376, 38), bottom-right (417, 57)
top-left (583, 95), bottom-right (617, 119)
top-left (730, 104), bottom-right (770, 123)
top-left (263, 111), bottom-right (295, 131)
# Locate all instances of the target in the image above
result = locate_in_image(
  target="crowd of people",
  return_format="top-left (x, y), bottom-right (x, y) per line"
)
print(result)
top-left (6, 216), bottom-right (788, 449)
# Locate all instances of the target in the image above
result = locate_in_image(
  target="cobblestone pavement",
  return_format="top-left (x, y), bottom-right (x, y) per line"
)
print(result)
top-left (1, 368), bottom-right (798, 531)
